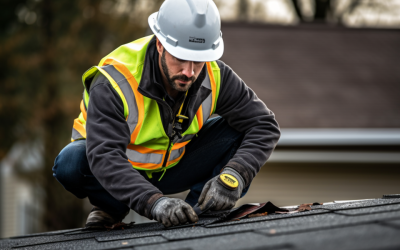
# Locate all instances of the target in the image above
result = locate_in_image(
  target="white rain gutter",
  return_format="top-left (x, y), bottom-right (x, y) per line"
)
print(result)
top-left (277, 129), bottom-right (400, 146)
top-left (268, 151), bottom-right (400, 163)
top-left (269, 129), bottom-right (400, 163)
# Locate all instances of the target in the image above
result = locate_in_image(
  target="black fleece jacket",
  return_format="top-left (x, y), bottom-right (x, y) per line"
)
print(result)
top-left (85, 37), bottom-right (280, 218)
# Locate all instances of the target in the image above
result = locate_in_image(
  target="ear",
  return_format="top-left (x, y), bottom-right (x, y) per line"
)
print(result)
top-left (156, 38), bottom-right (164, 55)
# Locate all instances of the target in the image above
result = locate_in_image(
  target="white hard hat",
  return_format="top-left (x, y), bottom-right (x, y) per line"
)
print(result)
top-left (148, 0), bottom-right (224, 62)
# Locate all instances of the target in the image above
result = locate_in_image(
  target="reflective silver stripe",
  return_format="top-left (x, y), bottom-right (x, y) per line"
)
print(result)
top-left (202, 92), bottom-right (212, 122)
top-left (126, 148), bottom-right (163, 164)
top-left (72, 128), bottom-right (84, 140)
top-left (202, 66), bottom-right (211, 90)
top-left (101, 65), bottom-right (138, 135)
top-left (82, 91), bottom-right (88, 110)
top-left (201, 72), bottom-right (213, 123)
top-left (169, 147), bottom-right (185, 161)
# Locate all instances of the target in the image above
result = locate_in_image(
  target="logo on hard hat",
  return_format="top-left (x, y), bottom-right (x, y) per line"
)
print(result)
top-left (189, 37), bottom-right (205, 43)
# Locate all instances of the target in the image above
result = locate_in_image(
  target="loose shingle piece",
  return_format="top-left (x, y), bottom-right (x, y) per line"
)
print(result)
top-left (2, 197), bottom-right (400, 250)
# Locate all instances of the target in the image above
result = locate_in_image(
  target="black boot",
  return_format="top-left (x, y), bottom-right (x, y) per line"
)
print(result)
top-left (85, 207), bottom-right (129, 229)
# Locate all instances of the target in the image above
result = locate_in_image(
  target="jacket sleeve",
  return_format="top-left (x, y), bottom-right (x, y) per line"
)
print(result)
top-left (215, 60), bottom-right (281, 186)
top-left (86, 73), bottom-right (163, 218)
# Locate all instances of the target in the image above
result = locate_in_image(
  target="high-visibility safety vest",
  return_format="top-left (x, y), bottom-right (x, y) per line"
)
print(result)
top-left (71, 35), bottom-right (221, 177)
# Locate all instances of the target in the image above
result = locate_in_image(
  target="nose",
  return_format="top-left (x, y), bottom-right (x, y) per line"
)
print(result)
top-left (181, 61), bottom-right (194, 79)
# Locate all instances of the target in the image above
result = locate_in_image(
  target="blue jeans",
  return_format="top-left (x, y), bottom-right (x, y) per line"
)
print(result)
top-left (53, 117), bottom-right (250, 216)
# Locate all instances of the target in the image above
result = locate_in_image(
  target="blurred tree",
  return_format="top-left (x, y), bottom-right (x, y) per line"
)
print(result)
top-left (291, 0), bottom-right (334, 22)
top-left (238, 0), bottom-right (249, 21)
top-left (290, 0), bottom-right (393, 24)
top-left (0, 0), bottom-right (162, 232)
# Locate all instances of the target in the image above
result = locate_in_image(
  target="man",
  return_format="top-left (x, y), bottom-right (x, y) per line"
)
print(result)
top-left (53, 0), bottom-right (280, 228)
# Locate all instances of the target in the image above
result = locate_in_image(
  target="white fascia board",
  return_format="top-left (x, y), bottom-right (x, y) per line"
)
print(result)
top-left (269, 150), bottom-right (400, 163)
top-left (278, 129), bottom-right (400, 146)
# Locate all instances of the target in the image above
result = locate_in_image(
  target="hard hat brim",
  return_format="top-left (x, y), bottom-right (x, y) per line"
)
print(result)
top-left (148, 12), bottom-right (224, 62)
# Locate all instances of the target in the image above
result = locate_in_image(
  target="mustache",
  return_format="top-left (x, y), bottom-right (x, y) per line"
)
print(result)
top-left (170, 74), bottom-right (196, 83)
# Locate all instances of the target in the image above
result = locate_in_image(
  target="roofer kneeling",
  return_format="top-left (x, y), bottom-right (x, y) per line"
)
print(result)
top-left (53, 0), bottom-right (280, 228)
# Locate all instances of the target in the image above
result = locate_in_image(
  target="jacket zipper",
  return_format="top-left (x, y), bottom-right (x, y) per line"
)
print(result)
top-left (138, 88), bottom-right (175, 169)
top-left (162, 139), bottom-right (172, 168)
top-left (138, 88), bottom-right (193, 169)
top-left (159, 101), bottom-right (173, 169)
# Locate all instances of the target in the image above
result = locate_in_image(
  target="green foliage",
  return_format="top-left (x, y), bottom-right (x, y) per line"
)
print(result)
top-left (0, 0), bottom-right (162, 232)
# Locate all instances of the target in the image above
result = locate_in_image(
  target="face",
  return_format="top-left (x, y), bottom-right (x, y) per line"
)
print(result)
top-left (157, 39), bottom-right (205, 92)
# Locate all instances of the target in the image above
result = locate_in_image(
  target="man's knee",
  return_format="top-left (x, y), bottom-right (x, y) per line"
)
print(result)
top-left (53, 140), bottom-right (88, 189)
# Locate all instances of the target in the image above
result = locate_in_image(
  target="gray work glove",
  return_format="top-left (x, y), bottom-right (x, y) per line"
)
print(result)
top-left (151, 197), bottom-right (198, 227)
top-left (198, 167), bottom-right (244, 211)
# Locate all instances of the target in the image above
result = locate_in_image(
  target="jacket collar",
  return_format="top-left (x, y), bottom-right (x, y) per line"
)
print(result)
top-left (138, 36), bottom-right (207, 100)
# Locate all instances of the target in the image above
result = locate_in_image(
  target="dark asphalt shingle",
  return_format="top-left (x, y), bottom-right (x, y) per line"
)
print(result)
top-left (312, 198), bottom-right (400, 211)
top-left (2, 197), bottom-right (400, 250)
top-left (255, 224), bottom-right (400, 250)
top-left (334, 203), bottom-right (400, 215)
top-left (14, 236), bottom-right (166, 250)
top-left (133, 224), bottom-right (400, 250)
top-left (381, 218), bottom-right (400, 229)
top-left (134, 232), bottom-right (278, 250)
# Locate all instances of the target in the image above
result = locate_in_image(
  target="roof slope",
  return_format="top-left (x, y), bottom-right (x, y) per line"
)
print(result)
top-left (1, 197), bottom-right (400, 250)
top-left (220, 23), bottom-right (400, 128)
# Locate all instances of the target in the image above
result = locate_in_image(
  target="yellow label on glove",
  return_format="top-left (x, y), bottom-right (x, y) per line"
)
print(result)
top-left (220, 174), bottom-right (239, 189)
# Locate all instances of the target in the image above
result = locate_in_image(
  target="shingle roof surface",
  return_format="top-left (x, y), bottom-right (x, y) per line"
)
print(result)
top-left (220, 23), bottom-right (400, 128)
top-left (2, 197), bottom-right (400, 250)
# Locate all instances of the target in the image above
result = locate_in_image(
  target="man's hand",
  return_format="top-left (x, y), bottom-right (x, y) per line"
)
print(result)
top-left (151, 197), bottom-right (198, 227)
top-left (198, 167), bottom-right (244, 211)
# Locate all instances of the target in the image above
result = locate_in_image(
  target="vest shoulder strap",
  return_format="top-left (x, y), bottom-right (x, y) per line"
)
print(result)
top-left (206, 61), bottom-right (221, 114)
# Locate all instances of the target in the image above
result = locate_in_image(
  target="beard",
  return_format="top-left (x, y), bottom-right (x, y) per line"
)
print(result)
top-left (161, 49), bottom-right (196, 92)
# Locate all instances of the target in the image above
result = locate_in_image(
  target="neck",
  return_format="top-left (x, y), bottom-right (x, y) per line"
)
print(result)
top-left (158, 55), bottom-right (179, 99)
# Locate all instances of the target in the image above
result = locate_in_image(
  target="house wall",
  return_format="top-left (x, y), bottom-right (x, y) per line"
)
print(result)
top-left (237, 161), bottom-right (400, 207)
top-left (1, 172), bottom-right (32, 238)
top-left (1, 165), bottom-right (43, 238)
top-left (164, 160), bottom-right (400, 209)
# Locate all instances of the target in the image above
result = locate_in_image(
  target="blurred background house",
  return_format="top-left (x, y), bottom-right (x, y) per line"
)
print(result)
top-left (1, 0), bottom-right (399, 238)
